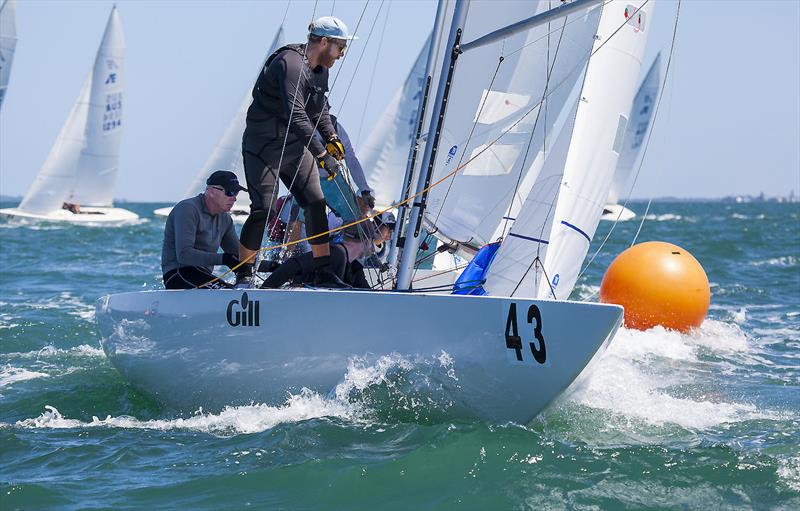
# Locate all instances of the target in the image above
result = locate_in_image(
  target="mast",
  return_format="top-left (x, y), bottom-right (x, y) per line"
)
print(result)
top-left (395, 0), bottom-right (471, 290)
top-left (387, 0), bottom-right (449, 268)
top-left (395, 0), bottom-right (605, 290)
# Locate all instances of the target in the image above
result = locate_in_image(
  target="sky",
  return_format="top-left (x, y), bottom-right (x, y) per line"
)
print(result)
top-left (0, 0), bottom-right (798, 202)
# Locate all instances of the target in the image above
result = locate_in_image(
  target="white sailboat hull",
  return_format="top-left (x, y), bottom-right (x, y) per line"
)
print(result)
top-left (95, 289), bottom-right (622, 423)
top-left (0, 206), bottom-right (138, 223)
top-left (153, 206), bottom-right (249, 223)
top-left (600, 203), bottom-right (636, 222)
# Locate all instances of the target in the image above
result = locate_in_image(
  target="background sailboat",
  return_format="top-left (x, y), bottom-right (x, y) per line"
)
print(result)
top-left (0, 0), bottom-right (17, 111)
top-left (0, 6), bottom-right (136, 223)
top-left (601, 53), bottom-right (661, 221)
top-left (153, 27), bottom-right (285, 221)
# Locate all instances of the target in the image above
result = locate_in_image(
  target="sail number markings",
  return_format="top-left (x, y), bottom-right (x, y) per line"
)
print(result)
top-left (504, 303), bottom-right (546, 365)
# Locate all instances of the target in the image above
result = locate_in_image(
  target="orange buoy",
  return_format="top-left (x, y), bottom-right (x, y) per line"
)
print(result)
top-left (599, 241), bottom-right (710, 332)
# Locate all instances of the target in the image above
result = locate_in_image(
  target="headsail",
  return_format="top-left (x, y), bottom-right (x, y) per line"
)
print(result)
top-left (606, 52), bottom-right (661, 205)
top-left (358, 34), bottom-right (431, 208)
top-left (19, 7), bottom-right (125, 213)
top-left (0, 0), bottom-right (17, 110)
top-left (485, 0), bottom-right (653, 299)
top-left (183, 27), bottom-right (285, 210)
top-left (421, 0), bottom-right (603, 249)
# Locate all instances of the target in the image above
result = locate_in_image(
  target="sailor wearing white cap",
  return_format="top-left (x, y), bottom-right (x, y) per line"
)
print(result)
top-left (238, 16), bottom-right (357, 288)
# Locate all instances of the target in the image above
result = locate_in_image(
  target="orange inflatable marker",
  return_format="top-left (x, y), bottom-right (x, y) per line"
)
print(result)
top-left (600, 241), bottom-right (710, 332)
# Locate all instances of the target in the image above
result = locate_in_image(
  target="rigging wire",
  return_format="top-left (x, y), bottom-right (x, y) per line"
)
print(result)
top-left (576, 0), bottom-right (681, 299)
top-left (355, 1), bottom-right (391, 147)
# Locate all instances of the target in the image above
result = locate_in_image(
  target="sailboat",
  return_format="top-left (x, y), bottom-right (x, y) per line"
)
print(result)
top-left (153, 28), bottom-right (286, 222)
top-left (96, 0), bottom-right (655, 423)
top-left (0, 6), bottom-right (136, 224)
top-left (601, 53), bottom-right (661, 221)
top-left (0, 0), bottom-right (17, 110)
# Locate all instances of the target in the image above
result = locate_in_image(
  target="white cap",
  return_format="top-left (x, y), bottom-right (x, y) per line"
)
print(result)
top-left (309, 16), bottom-right (358, 41)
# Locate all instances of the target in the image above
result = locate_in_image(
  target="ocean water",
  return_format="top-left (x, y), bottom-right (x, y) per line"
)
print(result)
top-left (1, 201), bottom-right (798, 510)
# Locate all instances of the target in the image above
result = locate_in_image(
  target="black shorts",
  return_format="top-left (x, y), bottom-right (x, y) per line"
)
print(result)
top-left (163, 267), bottom-right (233, 290)
top-left (242, 136), bottom-right (324, 214)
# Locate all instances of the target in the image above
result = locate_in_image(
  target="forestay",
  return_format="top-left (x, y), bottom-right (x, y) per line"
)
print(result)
top-left (485, 0), bottom-right (653, 299)
top-left (0, 0), bottom-right (17, 110)
top-left (607, 52), bottom-right (660, 205)
top-left (421, 0), bottom-right (603, 249)
top-left (19, 7), bottom-right (125, 213)
top-left (183, 27), bottom-right (285, 210)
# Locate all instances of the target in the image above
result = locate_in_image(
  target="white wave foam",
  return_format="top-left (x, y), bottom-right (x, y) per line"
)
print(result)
top-left (4, 344), bottom-right (105, 360)
top-left (751, 256), bottom-right (798, 267)
top-left (778, 457), bottom-right (800, 492)
top-left (0, 365), bottom-right (48, 389)
top-left (643, 213), bottom-right (694, 222)
top-left (565, 320), bottom-right (782, 431)
top-left (15, 390), bottom-right (360, 435)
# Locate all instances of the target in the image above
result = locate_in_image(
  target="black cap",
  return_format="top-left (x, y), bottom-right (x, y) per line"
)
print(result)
top-left (206, 170), bottom-right (247, 194)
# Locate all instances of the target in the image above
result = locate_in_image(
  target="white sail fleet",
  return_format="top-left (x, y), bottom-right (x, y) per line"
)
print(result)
top-left (5, 1), bottom-right (666, 423)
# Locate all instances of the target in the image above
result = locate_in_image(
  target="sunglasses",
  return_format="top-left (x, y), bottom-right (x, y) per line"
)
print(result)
top-left (209, 185), bottom-right (238, 197)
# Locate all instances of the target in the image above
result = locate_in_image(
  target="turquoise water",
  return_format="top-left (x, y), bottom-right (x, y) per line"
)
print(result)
top-left (1, 201), bottom-right (798, 509)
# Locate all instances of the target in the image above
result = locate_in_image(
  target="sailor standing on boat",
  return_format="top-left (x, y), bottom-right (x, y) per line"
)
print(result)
top-left (237, 16), bottom-right (356, 288)
top-left (161, 171), bottom-right (246, 290)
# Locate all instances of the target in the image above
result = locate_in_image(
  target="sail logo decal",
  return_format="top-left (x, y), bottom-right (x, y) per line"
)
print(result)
top-left (624, 5), bottom-right (646, 32)
top-left (226, 292), bottom-right (261, 327)
top-left (445, 145), bottom-right (458, 165)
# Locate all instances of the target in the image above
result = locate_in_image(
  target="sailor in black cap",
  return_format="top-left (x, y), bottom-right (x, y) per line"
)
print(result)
top-left (161, 171), bottom-right (246, 289)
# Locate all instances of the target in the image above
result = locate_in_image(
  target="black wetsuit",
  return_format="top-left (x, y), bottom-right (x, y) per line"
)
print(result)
top-left (240, 44), bottom-right (337, 252)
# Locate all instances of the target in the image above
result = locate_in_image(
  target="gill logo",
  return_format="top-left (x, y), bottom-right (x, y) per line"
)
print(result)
top-left (226, 292), bottom-right (260, 327)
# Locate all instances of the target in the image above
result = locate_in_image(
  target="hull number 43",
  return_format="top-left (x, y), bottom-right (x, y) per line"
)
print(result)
top-left (505, 303), bottom-right (546, 364)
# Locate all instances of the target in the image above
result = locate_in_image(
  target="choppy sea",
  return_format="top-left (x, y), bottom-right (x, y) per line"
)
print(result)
top-left (1, 200), bottom-right (798, 510)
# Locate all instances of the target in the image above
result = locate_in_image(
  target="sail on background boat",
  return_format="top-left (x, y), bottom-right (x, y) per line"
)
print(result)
top-left (0, 0), bottom-right (17, 110)
top-left (7, 6), bottom-right (132, 221)
top-left (605, 53), bottom-right (661, 208)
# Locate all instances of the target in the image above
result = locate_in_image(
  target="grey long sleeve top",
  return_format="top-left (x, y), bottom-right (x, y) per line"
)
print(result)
top-left (161, 194), bottom-right (239, 275)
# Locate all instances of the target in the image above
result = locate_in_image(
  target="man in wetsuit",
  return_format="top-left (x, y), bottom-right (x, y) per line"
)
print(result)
top-left (237, 16), bottom-right (356, 288)
top-left (161, 171), bottom-right (246, 289)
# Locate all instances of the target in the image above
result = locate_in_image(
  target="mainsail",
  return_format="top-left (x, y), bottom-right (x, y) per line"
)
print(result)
top-left (0, 0), bottom-right (17, 110)
top-left (420, 0), bottom-right (603, 249)
top-left (606, 52), bottom-right (660, 205)
top-left (19, 6), bottom-right (125, 213)
top-left (183, 27), bottom-right (285, 210)
top-left (484, 0), bottom-right (653, 299)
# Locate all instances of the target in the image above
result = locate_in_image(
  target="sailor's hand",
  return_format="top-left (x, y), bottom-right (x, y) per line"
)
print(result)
top-left (326, 136), bottom-right (346, 161)
top-left (318, 154), bottom-right (340, 180)
top-left (360, 190), bottom-right (376, 209)
top-left (222, 253), bottom-right (240, 270)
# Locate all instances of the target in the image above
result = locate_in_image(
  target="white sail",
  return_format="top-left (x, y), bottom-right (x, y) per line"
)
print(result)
top-left (358, 34), bottom-right (431, 208)
top-left (606, 52), bottom-right (660, 205)
top-left (181, 28), bottom-right (285, 211)
top-left (0, 0), bottom-right (17, 110)
top-left (421, 0), bottom-right (603, 249)
top-left (18, 7), bottom-right (125, 213)
top-left (485, 1), bottom-right (653, 299)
